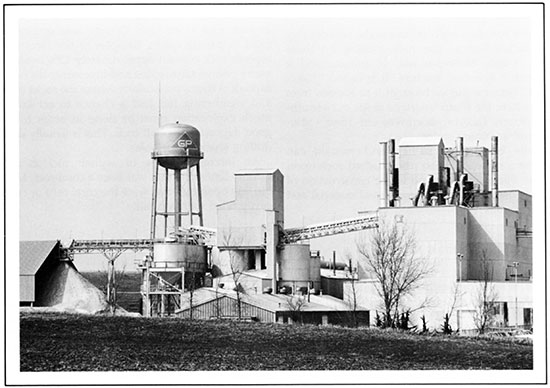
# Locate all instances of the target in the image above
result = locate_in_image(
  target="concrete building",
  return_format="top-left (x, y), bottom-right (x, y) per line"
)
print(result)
top-left (344, 136), bottom-right (532, 332)
top-left (216, 169), bottom-right (284, 293)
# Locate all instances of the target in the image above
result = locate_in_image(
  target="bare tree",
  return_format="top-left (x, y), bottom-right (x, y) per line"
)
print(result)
top-left (344, 253), bottom-right (359, 327)
top-left (229, 253), bottom-right (246, 320)
top-left (286, 295), bottom-right (307, 324)
top-left (356, 219), bottom-right (431, 328)
top-left (221, 231), bottom-right (246, 320)
top-left (99, 263), bottom-right (127, 314)
top-left (473, 251), bottom-right (498, 335)
top-left (442, 283), bottom-right (465, 334)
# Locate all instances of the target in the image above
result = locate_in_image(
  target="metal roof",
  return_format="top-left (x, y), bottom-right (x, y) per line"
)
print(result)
top-left (399, 137), bottom-right (443, 147)
top-left (177, 288), bottom-right (367, 313)
top-left (20, 240), bottom-right (59, 276)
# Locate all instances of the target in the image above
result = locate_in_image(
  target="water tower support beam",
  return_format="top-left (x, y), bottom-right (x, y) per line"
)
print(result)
top-left (164, 167), bottom-right (169, 235)
top-left (188, 159), bottom-right (194, 225)
top-left (150, 160), bottom-right (159, 240)
top-left (174, 170), bottom-right (182, 229)
top-left (196, 163), bottom-right (204, 226)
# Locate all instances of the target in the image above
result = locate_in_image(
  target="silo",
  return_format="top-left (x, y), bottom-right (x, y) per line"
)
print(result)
top-left (309, 254), bottom-right (321, 293)
top-left (153, 243), bottom-right (207, 271)
top-left (279, 244), bottom-right (311, 293)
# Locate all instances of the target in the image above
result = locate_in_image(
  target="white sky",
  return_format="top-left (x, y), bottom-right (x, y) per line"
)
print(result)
top-left (6, 4), bottom-right (547, 385)
top-left (14, 5), bottom-right (540, 272)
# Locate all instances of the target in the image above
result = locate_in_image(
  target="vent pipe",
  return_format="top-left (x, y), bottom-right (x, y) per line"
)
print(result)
top-left (456, 137), bottom-right (464, 180)
top-left (379, 141), bottom-right (388, 208)
top-left (491, 136), bottom-right (499, 207)
top-left (388, 139), bottom-right (396, 206)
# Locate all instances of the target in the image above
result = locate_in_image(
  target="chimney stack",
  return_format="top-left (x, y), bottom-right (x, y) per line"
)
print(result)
top-left (456, 137), bottom-right (464, 180)
top-left (491, 136), bottom-right (499, 207)
top-left (388, 139), bottom-right (396, 206)
top-left (379, 141), bottom-right (388, 208)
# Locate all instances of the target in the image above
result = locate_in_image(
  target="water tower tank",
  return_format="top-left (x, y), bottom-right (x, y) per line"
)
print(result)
top-left (153, 123), bottom-right (201, 170)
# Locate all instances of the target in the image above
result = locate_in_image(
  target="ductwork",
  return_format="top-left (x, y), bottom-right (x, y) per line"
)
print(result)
top-left (491, 136), bottom-right (499, 207)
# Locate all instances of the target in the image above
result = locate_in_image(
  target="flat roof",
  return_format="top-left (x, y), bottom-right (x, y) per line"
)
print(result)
top-left (399, 137), bottom-right (443, 147)
top-left (234, 168), bottom-right (281, 176)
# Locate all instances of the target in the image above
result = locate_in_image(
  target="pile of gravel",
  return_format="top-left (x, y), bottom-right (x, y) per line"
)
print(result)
top-left (34, 262), bottom-right (133, 315)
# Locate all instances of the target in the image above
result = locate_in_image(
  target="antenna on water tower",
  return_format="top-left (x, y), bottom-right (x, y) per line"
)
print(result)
top-left (158, 81), bottom-right (162, 128)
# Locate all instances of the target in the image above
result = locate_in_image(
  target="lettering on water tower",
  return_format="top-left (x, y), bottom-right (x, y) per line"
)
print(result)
top-left (172, 132), bottom-right (197, 150)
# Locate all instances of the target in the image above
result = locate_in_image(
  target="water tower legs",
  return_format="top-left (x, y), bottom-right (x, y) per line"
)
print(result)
top-left (174, 169), bottom-right (182, 229)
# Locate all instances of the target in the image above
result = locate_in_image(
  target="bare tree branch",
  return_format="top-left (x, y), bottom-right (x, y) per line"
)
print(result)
top-left (356, 218), bottom-right (431, 328)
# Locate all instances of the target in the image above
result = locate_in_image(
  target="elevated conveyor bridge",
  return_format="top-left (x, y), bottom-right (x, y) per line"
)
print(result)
top-left (279, 214), bottom-right (379, 244)
top-left (67, 213), bottom-right (380, 256)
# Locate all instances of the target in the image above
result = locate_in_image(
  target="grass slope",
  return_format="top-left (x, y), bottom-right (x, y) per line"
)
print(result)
top-left (20, 312), bottom-right (532, 371)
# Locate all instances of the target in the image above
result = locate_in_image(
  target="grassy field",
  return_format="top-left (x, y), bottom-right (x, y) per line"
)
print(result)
top-left (20, 312), bottom-right (532, 371)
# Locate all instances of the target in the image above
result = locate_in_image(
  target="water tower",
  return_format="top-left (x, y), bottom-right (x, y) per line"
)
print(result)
top-left (142, 122), bottom-right (207, 317)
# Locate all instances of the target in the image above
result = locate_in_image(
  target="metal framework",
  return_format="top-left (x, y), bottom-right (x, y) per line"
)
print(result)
top-left (279, 215), bottom-right (380, 244)
top-left (67, 239), bottom-right (158, 312)
top-left (68, 239), bottom-right (157, 254)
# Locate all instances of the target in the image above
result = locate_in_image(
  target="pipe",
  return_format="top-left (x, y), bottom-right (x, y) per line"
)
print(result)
top-left (379, 141), bottom-right (388, 208)
top-left (332, 251), bottom-right (336, 276)
top-left (456, 137), bottom-right (464, 181)
top-left (388, 139), bottom-right (396, 206)
top-left (491, 136), bottom-right (499, 207)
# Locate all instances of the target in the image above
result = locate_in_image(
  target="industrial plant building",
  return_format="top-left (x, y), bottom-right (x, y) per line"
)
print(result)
top-left (19, 120), bottom-right (532, 333)
top-left (344, 136), bottom-right (532, 331)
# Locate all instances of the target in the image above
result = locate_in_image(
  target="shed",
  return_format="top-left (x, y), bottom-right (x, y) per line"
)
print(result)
top-left (20, 240), bottom-right (62, 306)
top-left (175, 288), bottom-right (369, 326)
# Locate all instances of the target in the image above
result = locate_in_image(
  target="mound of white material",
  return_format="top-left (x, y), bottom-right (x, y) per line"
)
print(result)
top-left (39, 262), bottom-right (130, 315)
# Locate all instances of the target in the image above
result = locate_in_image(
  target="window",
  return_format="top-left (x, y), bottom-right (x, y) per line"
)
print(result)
top-left (524, 200), bottom-right (527, 207)
top-left (506, 218), bottom-right (508, 226)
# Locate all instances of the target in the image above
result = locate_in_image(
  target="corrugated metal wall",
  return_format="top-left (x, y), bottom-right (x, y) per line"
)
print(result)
top-left (177, 296), bottom-right (276, 322)
top-left (20, 275), bottom-right (35, 303)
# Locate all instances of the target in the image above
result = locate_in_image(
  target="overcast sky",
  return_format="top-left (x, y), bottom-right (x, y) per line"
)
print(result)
top-left (15, 5), bottom-right (541, 271)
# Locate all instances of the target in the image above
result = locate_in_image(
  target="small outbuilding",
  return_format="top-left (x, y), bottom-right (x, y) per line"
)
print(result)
top-left (175, 288), bottom-right (369, 326)
top-left (20, 240), bottom-right (64, 306)
top-left (20, 240), bottom-right (113, 314)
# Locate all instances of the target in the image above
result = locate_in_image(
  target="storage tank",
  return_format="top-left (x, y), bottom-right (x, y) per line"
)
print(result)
top-left (279, 244), bottom-right (311, 291)
top-left (309, 254), bottom-right (321, 292)
top-left (153, 123), bottom-right (201, 170)
top-left (153, 243), bottom-right (207, 271)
